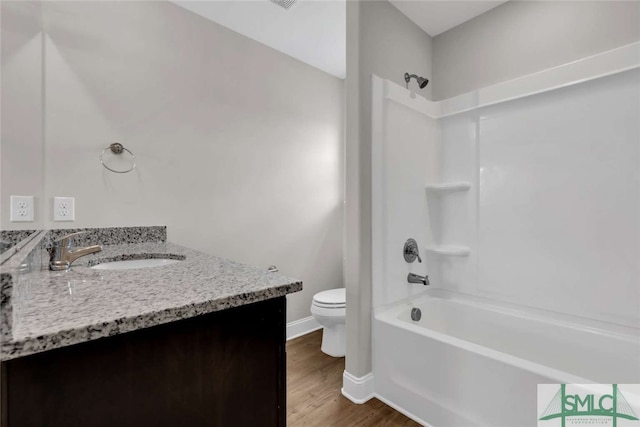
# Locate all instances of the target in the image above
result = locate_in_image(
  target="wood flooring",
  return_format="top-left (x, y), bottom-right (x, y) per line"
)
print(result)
top-left (287, 330), bottom-right (421, 427)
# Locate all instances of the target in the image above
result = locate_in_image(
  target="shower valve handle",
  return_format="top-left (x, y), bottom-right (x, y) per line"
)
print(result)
top-left (403, 238), bottom-right (422, 263)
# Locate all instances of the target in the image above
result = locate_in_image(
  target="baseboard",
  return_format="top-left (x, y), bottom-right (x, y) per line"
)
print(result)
top-left (286, 316), bottom-right (322, 341)
top-left (341, 371), bottom-right (432, 426)
top-left (341, 371), bottom-right (375, 404)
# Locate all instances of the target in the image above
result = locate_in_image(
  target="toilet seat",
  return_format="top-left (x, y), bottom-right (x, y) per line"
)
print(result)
top-left (312, 288), bottom-right (345, 309)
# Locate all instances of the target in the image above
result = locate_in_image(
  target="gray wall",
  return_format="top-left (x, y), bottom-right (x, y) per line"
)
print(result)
top-left (345, 0), bottom-right (432, 377)
top-left (433, 1), bottom-right (640, 100)
top-left (1, 1), bottom-right (44, 231)
top-left (1, 1), bottom-right (344, 324)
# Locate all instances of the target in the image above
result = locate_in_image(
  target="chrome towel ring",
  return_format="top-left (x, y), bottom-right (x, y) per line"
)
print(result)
top-left (100, 142), bottom-right (136, 174)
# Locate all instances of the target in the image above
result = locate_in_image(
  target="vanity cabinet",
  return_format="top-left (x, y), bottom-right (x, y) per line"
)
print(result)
top-left (1, 297), bottom-right (286, 427)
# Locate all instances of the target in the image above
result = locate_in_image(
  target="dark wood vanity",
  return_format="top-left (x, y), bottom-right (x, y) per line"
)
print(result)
top-left (1, 297), bottom-right (287, 427)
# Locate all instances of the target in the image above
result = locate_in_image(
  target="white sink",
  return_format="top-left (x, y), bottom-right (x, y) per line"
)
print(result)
top-left (91, 258), bottom-right (182, 270)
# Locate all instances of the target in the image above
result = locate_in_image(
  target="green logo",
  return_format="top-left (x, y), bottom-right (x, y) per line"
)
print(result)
top-left (539, 384), bottom-right (639, 426)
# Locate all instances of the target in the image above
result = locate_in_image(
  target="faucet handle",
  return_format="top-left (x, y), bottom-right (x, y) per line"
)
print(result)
top-left (53, 231), bottom-right (90, 248)
top-left (403, 238), bottom-right (422, 263)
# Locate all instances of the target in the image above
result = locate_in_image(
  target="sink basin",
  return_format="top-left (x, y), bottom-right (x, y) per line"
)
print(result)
top-left (91, 258), bottom-right (182, 270)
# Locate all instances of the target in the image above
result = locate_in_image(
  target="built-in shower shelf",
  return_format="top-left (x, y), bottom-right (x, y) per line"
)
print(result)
top-left (425, 182), bottom-right (471, 193)
top-left (425, 246), bottom-right (470, 257)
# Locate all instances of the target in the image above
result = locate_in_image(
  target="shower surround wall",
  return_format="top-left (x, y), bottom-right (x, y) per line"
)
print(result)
top-left (373, 47), bottom-right (640, 327)
top-left (370, 44), bottom-right (640, 425)
top-left (367, 43), bottom-right (640, 427)
top-left (467, 69), bottom-right (638, 326)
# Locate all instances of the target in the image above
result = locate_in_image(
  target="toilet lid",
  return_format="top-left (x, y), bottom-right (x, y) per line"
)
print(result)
top-left (313, 288), bottom-right (346, 308)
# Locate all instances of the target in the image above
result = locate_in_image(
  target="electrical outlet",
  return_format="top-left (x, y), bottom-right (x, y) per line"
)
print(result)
top-left (10, 196), bottom-right (34, 222)
top-left (53, 197), bottom-right (75, 221)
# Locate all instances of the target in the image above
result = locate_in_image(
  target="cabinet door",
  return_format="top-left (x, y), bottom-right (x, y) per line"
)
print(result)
top-left (2, 297), bottom-right (286, 427)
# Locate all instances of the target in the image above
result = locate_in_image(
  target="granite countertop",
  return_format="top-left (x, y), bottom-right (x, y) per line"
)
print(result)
top-left (1, 238), bottom-right (302, 361)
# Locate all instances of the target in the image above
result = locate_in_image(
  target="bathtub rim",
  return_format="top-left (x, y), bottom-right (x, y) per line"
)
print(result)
top-left (374, 289), bottom-right (640, 385)
top-left (376, 288), bottom-right (639, 342)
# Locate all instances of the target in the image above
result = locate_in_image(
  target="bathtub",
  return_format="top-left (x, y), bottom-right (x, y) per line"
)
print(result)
top-left (372, 290), bottom-right (640, 427)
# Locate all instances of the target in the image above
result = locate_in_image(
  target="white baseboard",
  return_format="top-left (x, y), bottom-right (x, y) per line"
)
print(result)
top-left (286, 316), bottom-right (322, 341)
top-left (341, 371), bottom-right (431, 425)
top-left (341, 371), bottom-right (375, 404)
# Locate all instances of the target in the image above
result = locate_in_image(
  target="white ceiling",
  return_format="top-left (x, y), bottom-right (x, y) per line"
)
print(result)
top-left (389, 1), bottom-right (508, 37)
top-left (172, 1), bottom-right (507, 80)
top-left (172, 0), bottom-right (346, 78)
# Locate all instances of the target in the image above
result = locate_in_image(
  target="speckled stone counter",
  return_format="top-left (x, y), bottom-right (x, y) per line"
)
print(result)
top-left (1, 228), bottom-right (302, 361)
top-left (0, 230), bottom-right (39, 264)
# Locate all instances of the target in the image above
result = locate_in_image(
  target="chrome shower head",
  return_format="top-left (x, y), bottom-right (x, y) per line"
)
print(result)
top-left (404, 73), bottom-right (429, 90)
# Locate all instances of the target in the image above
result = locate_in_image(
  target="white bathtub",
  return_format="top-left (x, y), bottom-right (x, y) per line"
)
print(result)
top-left (373, 291), bottom-right (640, 427)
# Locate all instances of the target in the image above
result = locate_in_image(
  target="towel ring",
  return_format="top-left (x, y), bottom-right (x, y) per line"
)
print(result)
top-left (100, 142), bottom-right (136, 174)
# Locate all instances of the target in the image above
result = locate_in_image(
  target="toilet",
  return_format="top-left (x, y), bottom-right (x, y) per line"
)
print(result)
top-left (310, 288), bottom-right (346, 357)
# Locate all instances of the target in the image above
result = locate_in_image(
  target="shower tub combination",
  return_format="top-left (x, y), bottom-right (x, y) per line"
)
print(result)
top-left (374, 290), bottom-right (640, 426)
top-left (369, 43), bottom-right (640, 427)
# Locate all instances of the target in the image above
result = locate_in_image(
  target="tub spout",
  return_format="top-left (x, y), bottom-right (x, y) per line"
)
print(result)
top-left (408, 273), bottom-right (429, 286)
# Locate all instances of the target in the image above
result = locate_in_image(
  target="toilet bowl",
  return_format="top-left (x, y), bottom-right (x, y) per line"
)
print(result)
top-left (310, 288), bottom-right (346, 357)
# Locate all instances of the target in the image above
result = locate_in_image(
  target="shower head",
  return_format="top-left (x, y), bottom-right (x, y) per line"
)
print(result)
top-left (404, 73), bottom-right (429, 90)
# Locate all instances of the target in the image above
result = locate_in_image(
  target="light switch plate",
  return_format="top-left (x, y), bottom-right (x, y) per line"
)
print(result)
top-left (53, 197), bottom-right (75, 221)
top-left (10, 195), bottom-right (35, 222)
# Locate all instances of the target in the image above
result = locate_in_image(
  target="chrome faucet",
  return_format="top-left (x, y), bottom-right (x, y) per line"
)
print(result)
top-left (408, 273), bottom-right (429, 286)
top-left (48, 231), bottom-right (102, 271)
